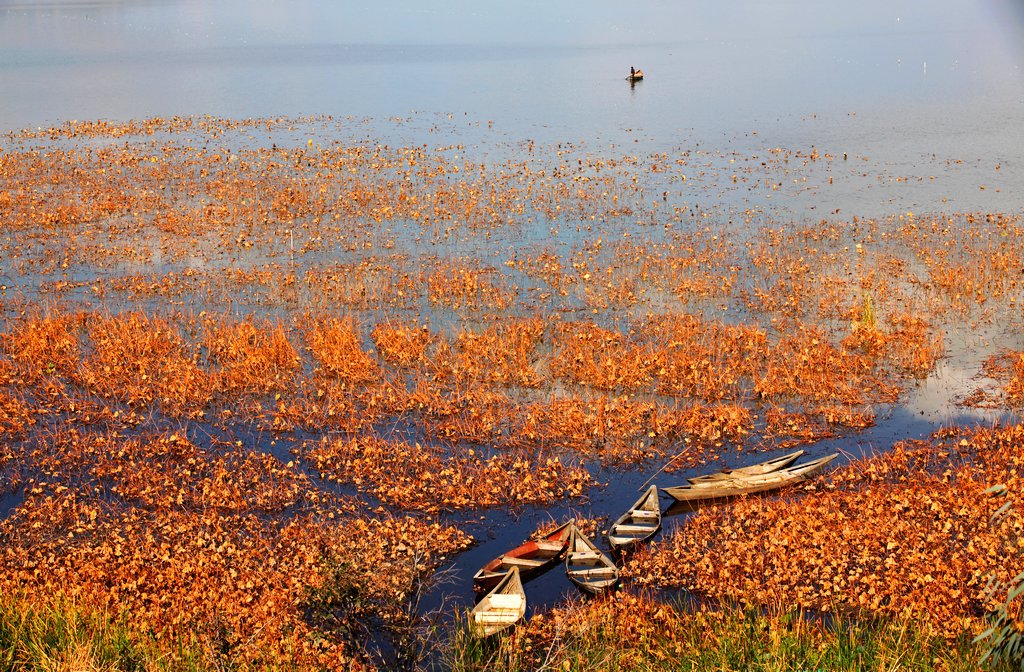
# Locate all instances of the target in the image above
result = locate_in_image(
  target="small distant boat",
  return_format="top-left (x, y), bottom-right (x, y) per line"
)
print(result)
top-left (470, 566), bottom-right (526, 638)
top-left (627, 68), bottom-right (645, 82)
top-left (687, 449), bottom-right (806, 484)
top-left (607, 485), bottom-right (662, 551)
top-left (565, 524), bottom-right (619, 595)
top-left (662, 453), bottom-right (839, 503)
top-left (473, 521), bottom-right (572, 593)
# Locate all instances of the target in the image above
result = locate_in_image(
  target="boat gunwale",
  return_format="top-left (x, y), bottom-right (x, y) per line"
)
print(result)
top-left (686, 449), bottom-right (806, 484)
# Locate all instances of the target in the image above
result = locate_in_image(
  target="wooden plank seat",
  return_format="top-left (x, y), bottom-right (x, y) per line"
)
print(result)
top-left (570, 551), bottom-right (603, 562)
top-left (534, 540), bottom-right (566, 552)
top-left (475, 611), bottom-right (521, 624)
top-left (576, 567), bottom-right (617, 578)
top-left (630, 510), bottom-right (659, 520)
top-left (476, 570), bottom-right (502, 580)
top-left (500, 556), bottom-right (546, 567)
top-left (489, 594), bottom-right (524, 610)
top-left (614, 523), bottom-right (656, 534)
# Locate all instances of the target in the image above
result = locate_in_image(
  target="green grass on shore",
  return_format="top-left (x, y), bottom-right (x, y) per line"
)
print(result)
top-left (446, 596), bottom-right (1009, 672)
top-left (1, 589), bottom-right (1015, 671)
top-left (0, 593), bottom-right (208, 672)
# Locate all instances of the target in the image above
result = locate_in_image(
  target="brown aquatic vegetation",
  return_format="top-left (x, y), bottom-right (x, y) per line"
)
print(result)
top-left (809, 403), bottom-right (875, 430)
top-left (508, 394), bottom-right (751, 466)
top-left (761, 407), bottom-right (840, 445)
top-left (305, 314), bottom-right (379, 385)
top-left (305, 258), bottom-right (419, 312)
top-left (462, 586), bottom-right (982, 672)
top-left (512, 592), bottom-right (704, 669)
top-left (842, 312), bottom-right (944, 379)
top-left (289, 378), bottom-right (393, 433)
top-left (1002, 353), bottom-right (1024, 405)
top-left (3, 310), bottom-right (85, 383)
top-left (204, 317), bottom-right (301, 397)
top-left (453, 317), bottom-right (546, 388)
top-left (421, 385), bottom-right (516, 445)
top-left (309, 435), bottom-right (591, 514)
top-left (77, 311), bottom-right (212, 417)
top-left (625, 425), bottom-right (1024, 637)
top-left (511, 248), bottom-right (576, 297)
top-left (965, 351), bottom-right (1024, 408)
top-left (510, 394), bottom-right (667, 460)
top-left (0, 388), bottom-right (30, 495)
top-left (3, 116), bottom-right (1024, 665)
top-left (0, 427), bottom-right (472, 668)
top-left (754, 323), bottom-right (900, 405)
top-left (1006, 356), bottom-right (1024, 403)
top-left (550, 321), bottom-right (659, 392)
top-left (370, 321), bottom-right (432, 368)
top-left (426, 260), bottom-right (513, 311)
top-left (644, 314), bottom-right (768, 402)
top-left (0, 389), bottom-right (32, 439)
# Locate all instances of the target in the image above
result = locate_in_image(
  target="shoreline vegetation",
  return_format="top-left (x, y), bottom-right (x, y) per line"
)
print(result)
top-left (1, 116), bottom-right (1023, 669)
top-left (1, 589), bottom-right (1002, 671)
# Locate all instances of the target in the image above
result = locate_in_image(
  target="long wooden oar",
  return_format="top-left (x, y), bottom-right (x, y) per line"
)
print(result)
top-left (637, 450), bottom-right (686, 491)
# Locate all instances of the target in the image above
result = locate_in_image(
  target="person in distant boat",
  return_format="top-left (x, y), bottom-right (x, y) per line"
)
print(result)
top-left (630, 66), bottom-right (635, 77)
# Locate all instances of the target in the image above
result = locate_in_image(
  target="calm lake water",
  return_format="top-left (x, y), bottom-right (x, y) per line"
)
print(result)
top-left (3, 0), bottom-right (1023, 221)
top-left (3, 0), bottom-right (1024, 635)
top-left (3, 1), bottom-right (1023, 207)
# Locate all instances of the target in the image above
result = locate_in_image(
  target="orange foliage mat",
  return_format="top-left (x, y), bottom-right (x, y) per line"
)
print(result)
top-left (3, 117), bottom-right (1024, 665)
top-left (624, 424), bottom-right (1024, 638)
top-left (0, 430), bottom-right (472, 668)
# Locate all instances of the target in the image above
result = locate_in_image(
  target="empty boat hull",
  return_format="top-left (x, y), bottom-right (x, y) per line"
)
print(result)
top-left (663, 453), bottom-right (838, 503)
top-left (565, 525), bottom-right (619, 595)
top-left (473, 521), bottom-right (572, 592)
top-left (471, 566), bottom-right (527, 638)
top-left (607, 484), bottom-right (662, 551)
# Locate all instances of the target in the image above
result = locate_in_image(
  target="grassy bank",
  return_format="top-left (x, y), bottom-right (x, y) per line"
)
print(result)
top-left (0, 593), bottom-right (208, 672)
top-left (448, 591), bottom-right (1004, 672)
top-left (0, 588), bottom-right (1014, 671)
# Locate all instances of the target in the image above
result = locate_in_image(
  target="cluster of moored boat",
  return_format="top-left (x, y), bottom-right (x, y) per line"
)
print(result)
top-left (469, 450), bottom-right (838, 637)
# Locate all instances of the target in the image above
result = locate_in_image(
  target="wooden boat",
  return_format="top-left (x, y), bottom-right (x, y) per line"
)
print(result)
top-left (565, 524), bottom-right (619, 595)
top-left (687, 449), bottom-right (806, 484)
top-left (662, 453), bottom-right (839, 503)
top-left (627, 68), bottom-right (644, 81)
top-left (607, 485), bottom-right (662, 551)
top-left (473, 521), bottom-right (572, 592)
top-left (470, 566), bottom-right (526, 638)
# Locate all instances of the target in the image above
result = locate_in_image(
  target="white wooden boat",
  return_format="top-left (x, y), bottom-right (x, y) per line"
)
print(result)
top-left (687, 449), bottom-right (806, 484)
top-left (470, 566), bottom-right (526, 637)
top-left (663, 453), bottom-right (839, 503)
top-left (565, 525), bottom-right (619, 595)
top-left (607, 485), bottom-right (661, 551)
